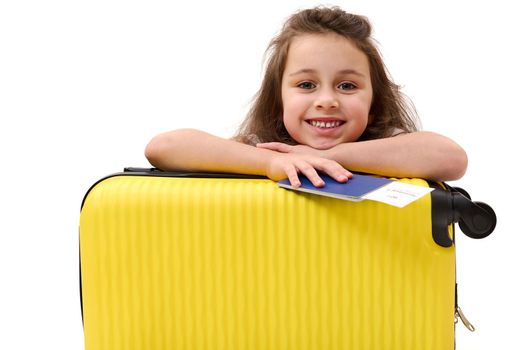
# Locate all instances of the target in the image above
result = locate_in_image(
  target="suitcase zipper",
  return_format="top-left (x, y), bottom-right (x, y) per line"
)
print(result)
top-left (455, 305), bottom-right (475, 332)
top-left (455, 283), bottom-right (475, 332)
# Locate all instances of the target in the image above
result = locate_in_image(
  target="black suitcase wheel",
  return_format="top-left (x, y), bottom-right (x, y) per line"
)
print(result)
top-left (458, 201), bottom-right (497, 239)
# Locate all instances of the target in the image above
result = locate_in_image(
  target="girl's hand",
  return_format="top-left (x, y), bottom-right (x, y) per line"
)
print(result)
top-left (263, 149), bottom-right (352, 188)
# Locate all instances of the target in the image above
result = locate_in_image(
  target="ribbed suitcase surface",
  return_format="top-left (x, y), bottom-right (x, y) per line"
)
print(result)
top-left (80, 174), bottom-right (455, 350)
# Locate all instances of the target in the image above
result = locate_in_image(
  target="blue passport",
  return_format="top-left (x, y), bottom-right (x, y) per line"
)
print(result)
top-left (277, 173), bottom-right (393, 201)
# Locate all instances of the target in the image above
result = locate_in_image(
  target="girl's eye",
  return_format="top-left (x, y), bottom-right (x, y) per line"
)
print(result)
top-left (338, 82), bottom-right (356, 91)
top-left (297, 81), bottom-right (316, 89)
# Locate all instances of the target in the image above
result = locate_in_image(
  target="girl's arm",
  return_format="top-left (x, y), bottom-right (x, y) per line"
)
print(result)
top-left (144, 129), bottom-right (352, 187)
top-left (257, 131), bottom-right (468, 181)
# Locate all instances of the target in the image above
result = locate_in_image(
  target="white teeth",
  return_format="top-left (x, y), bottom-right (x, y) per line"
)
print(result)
top-left (309, 120), bottom-right (342, 128)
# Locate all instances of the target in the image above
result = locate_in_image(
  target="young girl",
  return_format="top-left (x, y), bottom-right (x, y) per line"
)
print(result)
top-left (145, 6), bottom-right (467, 188)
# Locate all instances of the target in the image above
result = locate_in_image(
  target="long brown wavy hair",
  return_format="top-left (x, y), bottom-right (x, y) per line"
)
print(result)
top-left (235, 6), bottom-right (418, 144)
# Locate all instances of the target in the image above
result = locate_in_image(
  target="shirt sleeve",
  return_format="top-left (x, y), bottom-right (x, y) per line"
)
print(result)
top-left (390, 128), bottom-right (407, 137)
top-left (244, 134), bottom-right (262, 146)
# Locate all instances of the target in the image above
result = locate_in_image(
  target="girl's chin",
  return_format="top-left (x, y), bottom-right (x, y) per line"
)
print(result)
top-left (303, 140), bottom-right (340, 150)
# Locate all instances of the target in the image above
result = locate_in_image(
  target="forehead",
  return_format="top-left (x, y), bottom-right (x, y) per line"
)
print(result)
top-left (285, 33), bottom-right (370, 75)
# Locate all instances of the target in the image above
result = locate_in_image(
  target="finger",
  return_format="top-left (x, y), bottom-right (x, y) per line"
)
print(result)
top-left (296, 162), bottom-right (325, 188)
top-left (257, 142), bottom-right (283, 151)
top-left (257, 142), bottom-right (290, 153)
top-left (284, 166), bottom-right (302, 188)
top-left (313, 159), bottom-right (352, 183)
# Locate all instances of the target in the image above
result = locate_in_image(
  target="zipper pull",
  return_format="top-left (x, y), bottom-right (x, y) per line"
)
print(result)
top-left (455, 306), bottom-right (476, 332)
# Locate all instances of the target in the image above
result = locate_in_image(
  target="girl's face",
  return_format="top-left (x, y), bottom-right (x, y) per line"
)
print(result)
top-left (281, 33), bottom-right (373, 150)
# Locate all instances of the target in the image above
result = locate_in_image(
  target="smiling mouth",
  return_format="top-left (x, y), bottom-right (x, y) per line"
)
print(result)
top-left (307, 120), bottom-right (344, 129)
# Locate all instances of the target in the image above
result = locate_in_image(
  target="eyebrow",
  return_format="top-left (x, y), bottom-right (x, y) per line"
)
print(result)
top-left (288, 68), bottom-right (366, 77)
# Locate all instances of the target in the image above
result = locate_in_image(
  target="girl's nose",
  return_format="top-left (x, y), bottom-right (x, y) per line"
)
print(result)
top-left (314, 90), bottom-right (339, 110)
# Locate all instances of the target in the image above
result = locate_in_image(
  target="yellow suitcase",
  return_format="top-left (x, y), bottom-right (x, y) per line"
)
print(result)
top-left (79, 168), bottom-right (496, 350)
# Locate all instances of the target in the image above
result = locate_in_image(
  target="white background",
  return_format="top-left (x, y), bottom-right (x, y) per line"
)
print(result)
top-left (1, 0), bottom-right (524, 349)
